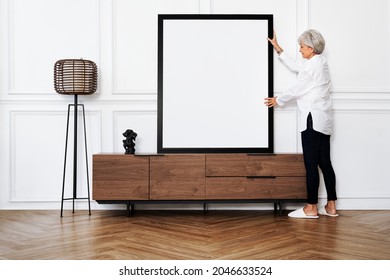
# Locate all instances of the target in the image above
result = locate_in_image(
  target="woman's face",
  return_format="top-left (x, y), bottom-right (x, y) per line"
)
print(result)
top-left (299, 43), bottom-right (315, 59)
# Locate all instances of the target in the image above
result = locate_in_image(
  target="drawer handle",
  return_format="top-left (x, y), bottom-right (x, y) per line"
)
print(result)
top-left (246, 176), bottom-right (276, 179)
top-left (247, 153), bottom-right (276, 156)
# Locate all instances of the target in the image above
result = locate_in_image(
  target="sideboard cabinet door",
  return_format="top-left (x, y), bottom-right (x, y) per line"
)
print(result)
top-left (93, 155), bottom-right (149, 200)
top-left (150, 155), bottom-right (206, 200)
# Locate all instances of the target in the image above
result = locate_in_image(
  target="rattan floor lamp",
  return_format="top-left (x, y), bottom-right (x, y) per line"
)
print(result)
top-left (54, 59), bottom-right (98, 217)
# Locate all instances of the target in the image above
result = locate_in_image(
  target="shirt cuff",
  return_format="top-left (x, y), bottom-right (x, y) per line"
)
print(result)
top-left (278, 51), bottom-right (287, 60)
top-left (276, 96), bottom-right (286, 107)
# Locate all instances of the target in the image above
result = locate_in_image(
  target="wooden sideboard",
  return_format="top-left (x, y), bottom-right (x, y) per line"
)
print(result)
top-left (93, 154), bottom-right (307, 215)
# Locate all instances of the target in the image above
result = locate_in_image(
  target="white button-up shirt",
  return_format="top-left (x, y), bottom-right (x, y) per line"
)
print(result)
top-left (276, 52), bottom-right (333, 135)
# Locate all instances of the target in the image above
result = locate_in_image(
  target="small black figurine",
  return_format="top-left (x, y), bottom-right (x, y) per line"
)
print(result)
top-left (123, 129), bottom-right (137, 154)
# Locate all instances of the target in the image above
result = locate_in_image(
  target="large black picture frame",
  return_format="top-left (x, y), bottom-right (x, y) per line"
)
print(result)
top-left (158, 14), bottom-right (273, 153)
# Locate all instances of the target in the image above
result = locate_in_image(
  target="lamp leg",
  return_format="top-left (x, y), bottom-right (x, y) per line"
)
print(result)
top-left (73, 95), bottom-right (78, 213)
top-left (81, 104), bottom-right (91, 215)
top-left (60, 104), bottom-right (72, 217)
top-left (61, 96), bottom-right (91, 217)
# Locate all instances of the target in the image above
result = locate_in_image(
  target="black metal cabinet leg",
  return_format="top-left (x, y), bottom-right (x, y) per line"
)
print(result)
top-left (127, 202), bottom-right (135, 217)
top-left (126, 203), bottom-right (131, 217)
top-left (279, 201), bottom-right (283, 216)
top-left (203, 203), bottom-right (208, 215)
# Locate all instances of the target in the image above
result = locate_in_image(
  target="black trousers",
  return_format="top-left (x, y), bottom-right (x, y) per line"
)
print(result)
top-left (301, 113), bottom-right (337, 204)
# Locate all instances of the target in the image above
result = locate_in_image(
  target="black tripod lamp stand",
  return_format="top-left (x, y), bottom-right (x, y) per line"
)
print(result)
top-left (54, 59), bottom-right (98, 217)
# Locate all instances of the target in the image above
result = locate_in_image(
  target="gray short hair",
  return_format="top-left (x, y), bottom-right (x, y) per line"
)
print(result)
top-left (298, 29), bottom-right (326, 54)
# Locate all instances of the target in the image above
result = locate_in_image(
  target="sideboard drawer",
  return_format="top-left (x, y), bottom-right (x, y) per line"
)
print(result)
top-left (206, 176), bottom-right (306, 199)
top-left (206, 154), bottom-right (305, 177)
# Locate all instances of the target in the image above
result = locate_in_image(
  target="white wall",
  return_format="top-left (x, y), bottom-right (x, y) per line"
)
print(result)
top-left (1, 0), bottom-right (389, 210)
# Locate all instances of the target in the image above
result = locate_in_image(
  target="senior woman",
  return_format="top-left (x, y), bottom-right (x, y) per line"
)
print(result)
top-left (265, 30), bottom-right (338, 218)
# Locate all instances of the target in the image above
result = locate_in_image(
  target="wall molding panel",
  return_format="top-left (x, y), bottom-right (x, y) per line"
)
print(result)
top-left (308, 0), bottom-right (390, 93)
top-left (113, 110), bottom-right (157, 154)
top-left (1, 0), bottom-right (389, 210)
top-left (111, 0), bottom-right (201, 95)
top-left (7, 0), bottom-right (101, 95)
top-left (9, 109), bottom-right (102, 203)
top-left (273, 107), bottom-right (300, 153)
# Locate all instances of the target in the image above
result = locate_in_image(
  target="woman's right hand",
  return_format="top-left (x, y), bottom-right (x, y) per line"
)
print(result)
top-left (264, 97), bottom-right (278, 108)
top-left (267, 31), bottom-right (283, 54)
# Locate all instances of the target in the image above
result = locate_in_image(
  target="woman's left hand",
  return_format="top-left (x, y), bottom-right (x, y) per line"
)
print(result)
top-left (264, 97), bottom-right (278, 107)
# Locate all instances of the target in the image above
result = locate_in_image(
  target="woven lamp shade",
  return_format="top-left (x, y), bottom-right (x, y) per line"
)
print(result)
top-left (54, 59), bottom-right (97, 95)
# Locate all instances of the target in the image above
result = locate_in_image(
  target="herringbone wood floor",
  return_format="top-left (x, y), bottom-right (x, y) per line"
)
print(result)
top-left (1, 210), bottom-right (389, 260)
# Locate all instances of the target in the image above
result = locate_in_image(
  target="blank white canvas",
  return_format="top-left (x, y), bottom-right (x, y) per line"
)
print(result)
top-left (162, 19), bottom-right (269, 149)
